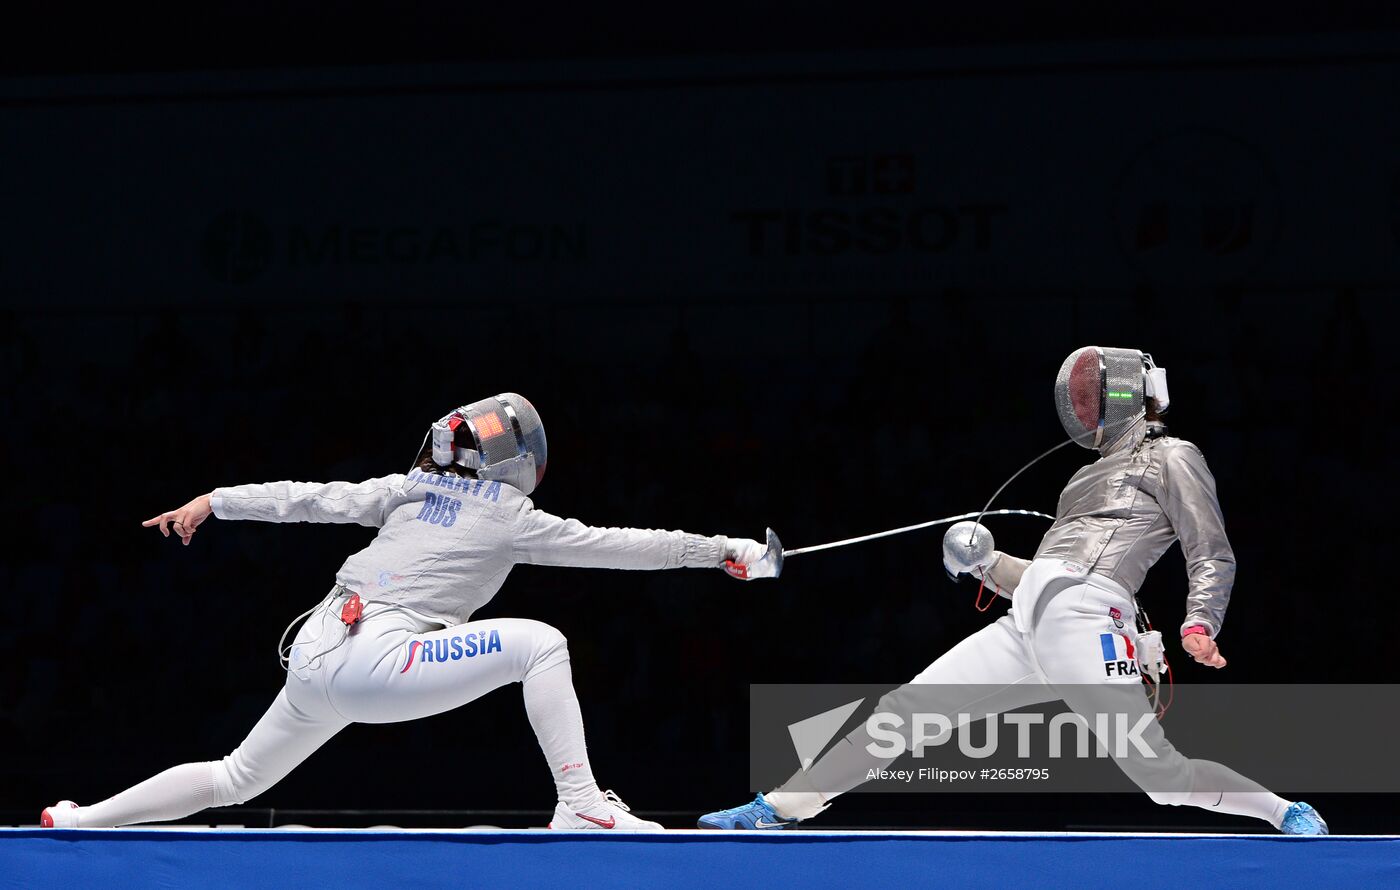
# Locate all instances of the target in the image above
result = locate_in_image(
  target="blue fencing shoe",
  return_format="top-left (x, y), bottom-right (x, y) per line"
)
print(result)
top-left (697, 794), bottom-right (798, 830)
top-left (1279, 802), bottom-right (1328, 836)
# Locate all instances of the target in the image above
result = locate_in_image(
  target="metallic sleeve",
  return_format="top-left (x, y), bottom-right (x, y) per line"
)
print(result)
top-left (1158, 445), bottom-right (1236, 638)
top-left (984, 551), bottom-right (1030, 599)
top-left (512, 507), bottom-right (727, 570)
top-left (210, 476), bottom-right (406, 528)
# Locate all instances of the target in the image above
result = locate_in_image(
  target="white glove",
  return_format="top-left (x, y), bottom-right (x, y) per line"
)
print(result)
top-left (723, 535), bottom-right (781, 581)
top-left (947, 551), bottom-right (1000, 581)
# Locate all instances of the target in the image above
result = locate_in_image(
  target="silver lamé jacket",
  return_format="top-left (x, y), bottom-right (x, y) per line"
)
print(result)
top-left (988, 418), bottom-right (1236, 638)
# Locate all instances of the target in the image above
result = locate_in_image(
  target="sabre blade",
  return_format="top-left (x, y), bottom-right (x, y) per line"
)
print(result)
top-left (782, 508), bottom-right (1053, 558)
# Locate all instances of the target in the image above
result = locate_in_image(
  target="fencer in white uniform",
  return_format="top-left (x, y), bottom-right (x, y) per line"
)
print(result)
top-left (41, 394), bottom-right (779, 831)
top-left (699, 349), bottom-right (1326, 835)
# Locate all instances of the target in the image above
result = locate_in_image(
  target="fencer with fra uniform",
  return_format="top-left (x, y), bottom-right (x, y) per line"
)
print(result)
top-left (699, 348), bottom-right (1327, 835)
top-left (41, 394), bottom-right (779, 831)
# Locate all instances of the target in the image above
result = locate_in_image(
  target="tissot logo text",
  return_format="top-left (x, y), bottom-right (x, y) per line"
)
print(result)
top-left (733, 154), bottom-right (1006, 257)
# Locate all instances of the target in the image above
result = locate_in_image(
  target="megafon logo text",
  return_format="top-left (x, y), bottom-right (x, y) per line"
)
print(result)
top-left (202, 212), bottom-right (588, 284)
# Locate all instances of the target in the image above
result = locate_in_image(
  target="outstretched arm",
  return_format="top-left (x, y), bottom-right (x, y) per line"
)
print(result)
top-left (208, 477), bottom-right (407, 527)
top-left (144, 476), bottom-right (405, 530)
top-left (512, 506), bottom-right (733, 571)
top-left (144, 477), bottom-right (406, 543)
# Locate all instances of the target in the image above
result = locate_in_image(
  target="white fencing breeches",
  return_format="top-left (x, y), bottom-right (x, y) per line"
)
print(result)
top-left (77, 594), bottom-right (596, 827)
top-left (768, 560), bottom-right (1289, 827)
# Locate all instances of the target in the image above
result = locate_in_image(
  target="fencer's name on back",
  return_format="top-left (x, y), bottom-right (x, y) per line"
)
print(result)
top-left (407, 468), bottom-right (504, 500)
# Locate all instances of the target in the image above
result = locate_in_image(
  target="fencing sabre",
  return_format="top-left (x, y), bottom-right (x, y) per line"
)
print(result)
top-left (754, 437), bottom-right (1076, 576)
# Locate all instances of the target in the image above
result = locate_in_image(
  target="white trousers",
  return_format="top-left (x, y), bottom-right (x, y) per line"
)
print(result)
top-left (769, 560), bottom-right (1288, 826)
top-left (78, 591), bottom-right (596, 827)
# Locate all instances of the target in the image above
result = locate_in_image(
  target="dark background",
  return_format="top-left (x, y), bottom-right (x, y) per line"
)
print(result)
top-left (2, 2), bottom-right (1397, 832)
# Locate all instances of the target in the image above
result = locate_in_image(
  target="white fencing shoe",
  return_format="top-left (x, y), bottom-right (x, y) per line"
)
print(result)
top-left (549, 790), bottom-right (663, 831)
top-left (40, 801), bottom-right (81, 828)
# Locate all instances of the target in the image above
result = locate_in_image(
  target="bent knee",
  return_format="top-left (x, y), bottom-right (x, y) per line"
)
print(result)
top-left (211, 757), bottom-right (256, 807)
top-left (511, 618), bottom-right (567, 651)
top-left (511, 619), bottom-right (568, 678)
top-left (212, 752), bottom-right (280, 807)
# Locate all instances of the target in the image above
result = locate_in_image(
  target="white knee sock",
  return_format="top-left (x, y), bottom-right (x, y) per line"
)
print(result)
top-left (78, 762), bottom-right (221, 828)
top-left (766, 729), bottom-right (884, 821)
top-left (1220, 792), bottom-right (1291, 828)
top-left (765, 764), bottom-right (833, 821)
top-left (1183, 788), bottom-right (1291, 828)
top-left (764, 789), bottom-right (829, 821)
top-left (522, 660), bottom-right (601, 809)
top-left (1178, 760), bottom-right (1291, 827)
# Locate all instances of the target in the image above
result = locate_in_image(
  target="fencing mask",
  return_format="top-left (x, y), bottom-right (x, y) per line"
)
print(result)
top-left (1054, 347), bottom-right (1169, 450)
top-left (427, 393), bottom-right (548, 494)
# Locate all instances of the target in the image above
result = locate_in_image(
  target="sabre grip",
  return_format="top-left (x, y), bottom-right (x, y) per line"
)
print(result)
top-left (723, 528), bottom-right (783, 581)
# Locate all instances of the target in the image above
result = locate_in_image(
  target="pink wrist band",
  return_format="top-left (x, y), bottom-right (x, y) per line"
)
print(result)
top-left (1182, 626), bottom-right (1209, 638)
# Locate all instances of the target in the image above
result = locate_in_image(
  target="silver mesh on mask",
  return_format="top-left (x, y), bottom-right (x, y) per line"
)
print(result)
top-left (1054, 346), bottom-right (1146, 450)
top-left (434, 393), bottom-right (549, 495)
